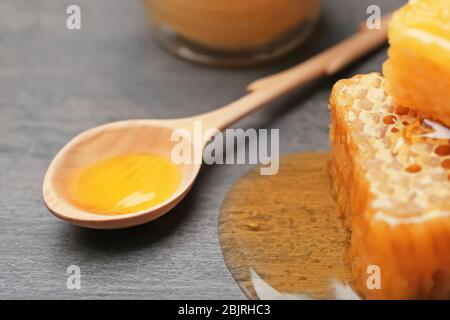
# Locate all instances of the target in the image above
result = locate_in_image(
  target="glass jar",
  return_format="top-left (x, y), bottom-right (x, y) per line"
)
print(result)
top-left (143, 0), bottom-right (321, 66)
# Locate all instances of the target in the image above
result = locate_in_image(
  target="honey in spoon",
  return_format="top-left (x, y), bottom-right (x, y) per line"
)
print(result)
top-left (65, 153), bottom-right (180, 215)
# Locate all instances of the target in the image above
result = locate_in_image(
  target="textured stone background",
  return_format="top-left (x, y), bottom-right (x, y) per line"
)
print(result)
top-left (0, 0), bottom-right (405, 299)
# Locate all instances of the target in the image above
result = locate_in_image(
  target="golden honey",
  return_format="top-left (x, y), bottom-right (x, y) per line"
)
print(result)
top-left (383, 0), bottom-right (450, 127)
top-left (143, 0), bottom-right (320, 66)
top-left (66, 154), bottom-right (181, 215)
top-left (144, 0), bottom-right (320, 50)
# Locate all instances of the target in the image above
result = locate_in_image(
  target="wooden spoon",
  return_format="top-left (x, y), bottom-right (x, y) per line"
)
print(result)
top-left (43, 14), bottom-right (390, 229)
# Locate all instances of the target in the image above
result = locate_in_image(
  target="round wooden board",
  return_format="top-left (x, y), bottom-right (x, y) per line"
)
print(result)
top-left (219, 152), bottom-right (354, 299)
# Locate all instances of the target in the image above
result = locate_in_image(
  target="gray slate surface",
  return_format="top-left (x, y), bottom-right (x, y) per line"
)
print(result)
top-left (0, 0), bottom-right (405, 299)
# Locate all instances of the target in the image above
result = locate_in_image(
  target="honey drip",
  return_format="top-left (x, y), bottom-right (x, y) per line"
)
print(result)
top-left (66, 154), bottom-right (181, 215)
top-left (219, 152), bottom-right (354, 300)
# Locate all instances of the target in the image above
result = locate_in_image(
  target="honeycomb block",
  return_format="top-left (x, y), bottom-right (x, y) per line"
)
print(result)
top-left (383, 0), bottom-right (450, 127)
top-left (330, 73), bottom-right (450, 299)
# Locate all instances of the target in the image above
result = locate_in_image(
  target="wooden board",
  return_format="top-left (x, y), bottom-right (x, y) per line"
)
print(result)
top-left (219, 152), bottom-right (355, 299)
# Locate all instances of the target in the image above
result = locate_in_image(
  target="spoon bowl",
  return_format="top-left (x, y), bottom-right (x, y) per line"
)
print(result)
top-left (43, 119), bottom-right (201, 229)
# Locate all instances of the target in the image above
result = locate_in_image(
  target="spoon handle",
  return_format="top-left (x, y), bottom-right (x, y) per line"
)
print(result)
top-left (247, 13), bottom-right (391, 91)
top-left (196, 13), bottom-right (391, 134)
